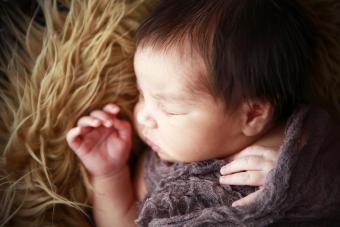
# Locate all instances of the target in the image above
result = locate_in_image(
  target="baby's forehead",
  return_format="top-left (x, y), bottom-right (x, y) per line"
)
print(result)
top-left (135, 44), bottom-right (212, 97)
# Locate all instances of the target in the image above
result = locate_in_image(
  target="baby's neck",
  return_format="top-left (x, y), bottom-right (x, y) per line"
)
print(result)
top-left (254, 122), bottom-right (286, 151)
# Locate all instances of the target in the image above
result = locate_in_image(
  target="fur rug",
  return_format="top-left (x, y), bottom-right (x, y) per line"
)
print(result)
top-left (0, 0), bottom-right (152, 226)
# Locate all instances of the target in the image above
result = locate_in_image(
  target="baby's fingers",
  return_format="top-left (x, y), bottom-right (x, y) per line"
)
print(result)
top-left (228, 145), bottom-right (277, 162)
top-left (220, 156), bottom-right (274, 175)
top-left (90, 110), bottom-right (116, 127)
top-left (232, 188), bottom-right (263, 207)
top-left (111, 118), bottom-right (132, 141)
top-left (77, 116), bottom-right (101, 128)
top-left (219, 171), bottom-right (265, 186)
top-left (66, 126), bottom-right (92, 152)
top-left (103, 103), bottom-right (120, 114)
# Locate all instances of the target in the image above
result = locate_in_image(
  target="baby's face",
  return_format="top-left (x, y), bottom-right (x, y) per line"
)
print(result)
top-left (133, 46), bottom-right (243, 162)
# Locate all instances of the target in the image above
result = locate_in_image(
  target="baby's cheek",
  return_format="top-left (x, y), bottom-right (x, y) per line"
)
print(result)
top-left (133, 103), bottom-right (143, 137)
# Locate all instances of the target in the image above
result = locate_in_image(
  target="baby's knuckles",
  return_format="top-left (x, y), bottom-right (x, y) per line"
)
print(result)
top-left (76, 122), bottom-right (132, 178)
top-left (82, 140), bottom-right (131, 178)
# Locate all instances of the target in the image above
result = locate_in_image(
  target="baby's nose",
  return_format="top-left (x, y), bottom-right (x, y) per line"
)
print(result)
top-left (135, 102), bottom-right (158, 129)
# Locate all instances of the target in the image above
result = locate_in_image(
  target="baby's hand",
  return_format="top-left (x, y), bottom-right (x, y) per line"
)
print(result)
top-left (66, 104), bottom-right (132, 178)
top-left (219, 145), bottom-right (279, 207)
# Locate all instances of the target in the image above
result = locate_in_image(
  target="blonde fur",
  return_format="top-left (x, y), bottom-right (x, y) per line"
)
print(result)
top-left (0, 0), bottom-right (152, 226)
top-left (0, 0), bottom-right (339, 226)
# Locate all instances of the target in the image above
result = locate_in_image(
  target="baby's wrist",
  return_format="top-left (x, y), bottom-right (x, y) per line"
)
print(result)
top-left (91, 165), bottom-right (130, 184)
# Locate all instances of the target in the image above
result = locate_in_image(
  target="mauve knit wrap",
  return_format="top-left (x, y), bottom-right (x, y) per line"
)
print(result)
top-left (136, 106), bottom-right (340, 227)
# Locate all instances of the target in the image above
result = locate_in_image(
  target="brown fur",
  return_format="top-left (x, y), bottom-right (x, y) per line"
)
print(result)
top-left (0, 0), bottom-right (152, 226)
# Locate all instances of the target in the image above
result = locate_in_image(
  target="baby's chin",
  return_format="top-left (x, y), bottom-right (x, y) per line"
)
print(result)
top-left (146, 145), bottom-right (176, 163)
top-left (155, 152), bottom-right (176, 165)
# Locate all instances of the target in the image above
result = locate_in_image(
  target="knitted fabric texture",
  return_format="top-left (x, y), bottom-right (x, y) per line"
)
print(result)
top-left (137, 106), bottom-right (340, 227)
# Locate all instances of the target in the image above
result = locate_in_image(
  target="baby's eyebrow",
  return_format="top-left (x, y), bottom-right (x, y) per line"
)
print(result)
top-left (152, 92), bottom-right (195, 105)
top-left (136, 83), bottom-right (195, 104)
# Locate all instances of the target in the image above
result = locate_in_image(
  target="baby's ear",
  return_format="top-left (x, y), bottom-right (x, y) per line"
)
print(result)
top-left (240, 100), bottom-right (274, 137)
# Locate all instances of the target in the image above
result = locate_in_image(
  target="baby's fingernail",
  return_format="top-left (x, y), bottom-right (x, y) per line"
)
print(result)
top-left (220, 166), bottom-right (228, 174)
top-left (105, 121), bottom-right (112, 127)
top-left (220, 168), bottom-right (225, 175)
top-left (104, 104), bottom-right (120, 114)
top-left (93, 120), bottom-right (101, 126)
top-left (219, 176), bottom-right (225, 184)
top-left (232, 201), bottom-right (240, 207)
top-left (110, 104), bottom-right (120, 112)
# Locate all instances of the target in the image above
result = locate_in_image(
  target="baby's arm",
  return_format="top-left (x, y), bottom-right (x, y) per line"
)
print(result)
top-left (66, 104), bottom-right (136, 227)
top-left (92, 166), bottom-right (136, 227)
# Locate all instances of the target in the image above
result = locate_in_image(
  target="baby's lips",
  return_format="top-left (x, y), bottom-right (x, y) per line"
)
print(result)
top-left (145, 138), bottom-right (161, 152)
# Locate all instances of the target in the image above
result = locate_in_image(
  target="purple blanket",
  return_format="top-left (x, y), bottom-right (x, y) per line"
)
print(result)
top-left (136, 106), bottom-right (340, 227)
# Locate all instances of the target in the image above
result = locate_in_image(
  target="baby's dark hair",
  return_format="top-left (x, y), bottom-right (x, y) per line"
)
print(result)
top-left (135, 0), bottom-right (317, 122)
